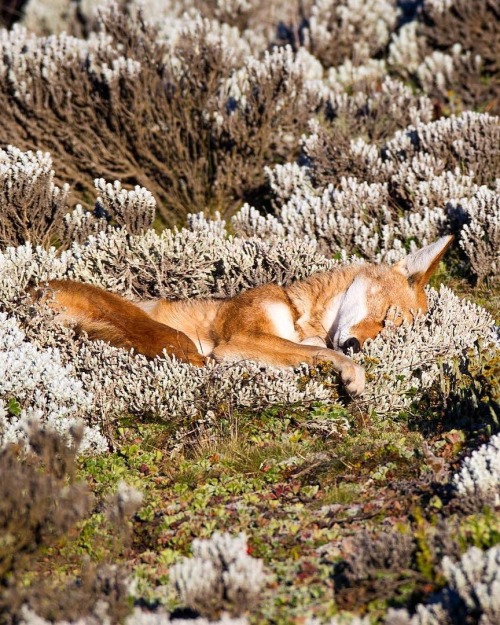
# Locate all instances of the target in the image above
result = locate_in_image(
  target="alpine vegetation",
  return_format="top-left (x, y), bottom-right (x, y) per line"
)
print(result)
top-left (19, 607), bottom-right (251, 625)
top-left (170, 533), bottom-right (265, 618)
top-left (452, 433), bottom-right (500, 507)
top-left (0, 197), bottom-right (495, 448)
top-left (0, 312), bottom-right (105, 453)
top-left (386, 546), bottom-right (500, 625)
top-left (0, 0), bottom-right (499, 623)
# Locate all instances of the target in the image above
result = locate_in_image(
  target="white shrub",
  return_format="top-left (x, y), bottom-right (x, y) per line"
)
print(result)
top-left (453, 433), bottom-right (500, 506)
top-left (456, 187), bottom-right (500, 284)
top-left (0, 312), bottom-right (106, 453)
top-left (386, 545), bottom-right (500, 625)
top-left (170, 533), bottom-right (265, 617)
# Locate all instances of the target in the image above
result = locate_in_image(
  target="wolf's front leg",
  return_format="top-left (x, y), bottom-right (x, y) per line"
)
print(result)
top-left (211, 334), bottom-right (365, 396)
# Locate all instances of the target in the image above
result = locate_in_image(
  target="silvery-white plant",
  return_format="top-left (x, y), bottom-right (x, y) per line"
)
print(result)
top-left (387, 21), bottom-right (422, 76)
top-left (454, 187), bottom-right (500, 284)
top-left (328, 57), bottom-right (387, 88)
top-left (93, 178), bottom-right (157, 234)
top-left (416, 46), bottom-right (482, 101)
top-left (0, 312), bottom-right (106, 453)
top-left (18, 605), bottom-right (109, 625)
top-left (308, 616), bottom-right (372, 625)
top-left (170, 532), bottom-right (265, 617)
top-left (302, 0), bottom-right (398, 65)
top-left (0, 145), bottom-right (69, 247)
top-left (0, 202), bottom-right (497, 451)
top-left (0, 25), bottom-right (119, 101)
top-left (232, 175), bottom-right (449, 262)
top-left (452, 433), bottom-right (500, 507)
top-left (0, 141), bottom-right (498, 451)
top-left (385, 112), bottom-right (498, 171)
top-left (386, 545), bottom-right (500, 625)
top-left (326, 77), bottom-right (433, 129)
top-left (19, 604), bottom-right (249, 625)
top-left (126, 609), bottom-right (249, 625)
top-left (354, 286), bottom-right (494, 416)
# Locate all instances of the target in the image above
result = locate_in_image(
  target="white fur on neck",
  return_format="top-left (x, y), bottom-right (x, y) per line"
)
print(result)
top-left (320, 293), bottom-right (343, 337)
top-left (331, 276), bottom-right (369, 348)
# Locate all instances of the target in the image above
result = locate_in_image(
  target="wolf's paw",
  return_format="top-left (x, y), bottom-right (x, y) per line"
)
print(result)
top-left (340, 362), bottom-right (365, 397)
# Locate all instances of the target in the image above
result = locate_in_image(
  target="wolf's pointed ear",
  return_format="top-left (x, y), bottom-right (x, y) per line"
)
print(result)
top-left (395, 235), bottom-right (454, 287)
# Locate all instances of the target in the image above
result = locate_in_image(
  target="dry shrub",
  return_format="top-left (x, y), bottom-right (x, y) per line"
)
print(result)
top-left (385, 112), bottom-right (500, 188)
top-left (61, 178), bottom-right (156, 247)
top-left (412, 0), bottom-right (499, 115)
top-left (333, 528), bottom-right (417, 611)
top-left (0, 146), bottom-right (70, 247)
top-left (0, 427), bottom-right (132, 624)
top-left (0, 6), bottom-right (314, 227)
top-left (19, 563), bottom-right (131, 625)
top-left (0, 427), bottom-right (87, 576)
top-left (0, 427), bottom-right (88, 616)
top-left (302, 119), bottom-right (378, 190)
top-left (193, 0), bottom-right (294, 38)
top-left (326, 79), bottom-right (433, 147)
top-left (449, 188), bottom-right (500, 286)
top-left (303, 78), bottom-right (433, 189)
top-left (278, 0), bottom-right (398, 69)
top-left (420, 0), bottom-right (499, 78)
top-left (20, 0), bottom-right (293, 43)
top-left (416, 46), bottom-right (493, 116)
top-left (20, 0), bottom-right (97, 36)
top-left (334, 529), bottom-right (415, 588)
top-left (0, 0), bottom-right (27, 27)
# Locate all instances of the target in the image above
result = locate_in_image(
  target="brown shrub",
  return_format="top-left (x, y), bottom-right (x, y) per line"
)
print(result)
top-left (303, 119), bottom-right (379, 189)
top-left (0, 0), bottom-right (27, 27)
top-left (420, 0), bottom-right (499, 77)
top-left (303, 78), bottom-right (433, 189)
top-left (0, 146), bottom-right (70, 248)
top-left (194, 0), bottom-right (295, 36)
top-left (418, 0), bottom-right (499, 114)
top-left (0, 427), bottom-right (131, 624)
top-left (0, 6), bottom-right (313, 229)
top-left (23, 563), bottom-right (131, 624)
top-left (0, 427), bottom-right (89, 616)
top-left (277, 0), bottom-right (398, 68)
top-left (0, 146), bottom-right (155, 249)
top-left (334, 529), bottom-right (415, 588)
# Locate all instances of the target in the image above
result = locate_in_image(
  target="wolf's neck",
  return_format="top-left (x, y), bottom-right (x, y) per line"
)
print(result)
top-left (286, 265), bottom-right (363, 337)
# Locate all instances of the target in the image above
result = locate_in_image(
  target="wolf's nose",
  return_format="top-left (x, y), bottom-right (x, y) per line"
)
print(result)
top-left (342, 337), bottom-right (360, 354)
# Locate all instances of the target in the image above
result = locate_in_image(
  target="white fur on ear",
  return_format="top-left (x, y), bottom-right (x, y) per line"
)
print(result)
top-left (395, 236), bottom-right (453, 281)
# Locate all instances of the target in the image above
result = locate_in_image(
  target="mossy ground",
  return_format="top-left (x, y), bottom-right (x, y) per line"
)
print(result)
top-left (28, 274), bottom-right (500, 624)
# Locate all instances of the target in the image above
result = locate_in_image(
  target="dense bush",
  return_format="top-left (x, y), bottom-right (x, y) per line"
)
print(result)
top-left (0, 0), bottom-right (499, 623)
top-left (0, 428), bottom-right (134, 624)
top-left (0, 6), bottom-right (315, 226)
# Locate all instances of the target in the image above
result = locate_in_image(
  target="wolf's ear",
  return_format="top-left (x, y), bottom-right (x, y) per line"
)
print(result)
top-left (395, 235), bottom-right (454, 287)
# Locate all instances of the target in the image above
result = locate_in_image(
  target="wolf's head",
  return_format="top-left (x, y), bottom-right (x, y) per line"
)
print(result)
top-left (333, 236), bottom-right (454, 353)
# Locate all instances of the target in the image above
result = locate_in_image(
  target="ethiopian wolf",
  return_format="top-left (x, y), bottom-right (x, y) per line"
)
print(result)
top-left (38, 236), bottom-right (453, 397)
